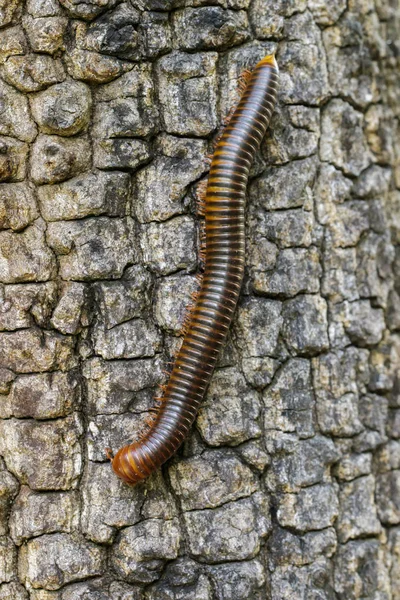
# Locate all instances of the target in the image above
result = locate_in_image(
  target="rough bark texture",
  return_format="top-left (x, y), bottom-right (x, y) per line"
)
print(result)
top-left (0, 0), bottom-right (399, 598)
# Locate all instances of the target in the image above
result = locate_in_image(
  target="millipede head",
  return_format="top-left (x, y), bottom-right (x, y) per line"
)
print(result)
top-left (110, 443), bottom-right (151, 486)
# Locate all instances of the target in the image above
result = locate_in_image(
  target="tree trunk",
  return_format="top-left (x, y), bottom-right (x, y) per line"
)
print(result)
top-left (0, 0), bottom-right (399, 598)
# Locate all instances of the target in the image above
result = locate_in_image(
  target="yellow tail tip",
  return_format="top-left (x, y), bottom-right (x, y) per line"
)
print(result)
top-left (257, 53), bottom-right (278, 70)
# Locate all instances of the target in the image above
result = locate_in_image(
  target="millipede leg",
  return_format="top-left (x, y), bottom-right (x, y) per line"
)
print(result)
top-left (237, 68), bottom-right (252, 93)
top-left (105, 447), bottom-right (114, 461)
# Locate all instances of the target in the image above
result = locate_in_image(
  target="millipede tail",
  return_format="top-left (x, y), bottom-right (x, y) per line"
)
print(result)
top-left (110, 54), bottom-right (279, 485)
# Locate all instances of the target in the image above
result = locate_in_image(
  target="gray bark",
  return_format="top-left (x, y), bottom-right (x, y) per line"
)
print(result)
top-left (0, 0), bottom-right (399, 598)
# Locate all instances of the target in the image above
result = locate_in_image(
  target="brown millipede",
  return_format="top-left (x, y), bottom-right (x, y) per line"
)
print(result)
top-left (108, 54), bottom-right (279, 485)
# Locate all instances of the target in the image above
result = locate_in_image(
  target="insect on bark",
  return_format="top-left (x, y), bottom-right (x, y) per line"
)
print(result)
top-left (108, 54), bottom-right (279, 485)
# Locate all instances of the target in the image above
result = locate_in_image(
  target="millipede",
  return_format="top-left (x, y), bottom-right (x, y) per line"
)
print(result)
top-left (108, 54), bottom-right (279, 485)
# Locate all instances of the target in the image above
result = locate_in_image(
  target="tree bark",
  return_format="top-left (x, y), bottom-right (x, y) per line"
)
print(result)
top-left (0, 0), bottom-right (399, 598)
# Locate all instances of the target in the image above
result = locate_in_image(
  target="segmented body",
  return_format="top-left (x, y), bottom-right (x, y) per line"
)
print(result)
top-left (110, 54), bottom-right (279, 485)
